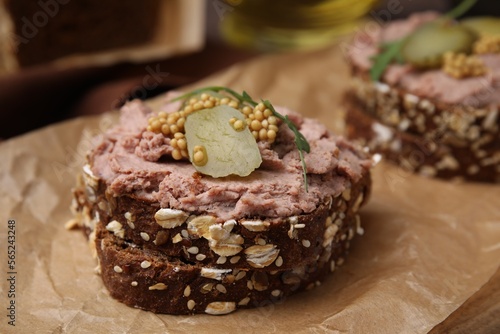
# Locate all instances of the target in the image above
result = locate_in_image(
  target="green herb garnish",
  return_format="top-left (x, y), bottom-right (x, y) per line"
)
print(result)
top-left (173, 86), bottom-right (311, 191)
top-left (369, 0), bottom-right (478, 82)
top-left (369, 40), bottom-right (406, 82)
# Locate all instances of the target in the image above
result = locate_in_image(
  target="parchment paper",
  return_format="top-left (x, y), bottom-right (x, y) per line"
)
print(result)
top-left (1, 45), bottom-right (500, 334)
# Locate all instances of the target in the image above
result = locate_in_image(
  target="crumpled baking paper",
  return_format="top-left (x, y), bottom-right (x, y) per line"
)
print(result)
top-left (1, 45), bottom-right (499, 334)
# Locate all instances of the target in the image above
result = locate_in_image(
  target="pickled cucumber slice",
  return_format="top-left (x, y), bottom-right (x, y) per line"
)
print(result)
top-left (184, 105), bottom-right (262, 178)
top-left (462, 17), bottom-right (500, 36)
top-left (401, 22), bottom-right (478, 68)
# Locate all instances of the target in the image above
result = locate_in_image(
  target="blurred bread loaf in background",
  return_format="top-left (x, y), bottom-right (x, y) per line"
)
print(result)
top-left (0, 0), bottom-right (205, 74)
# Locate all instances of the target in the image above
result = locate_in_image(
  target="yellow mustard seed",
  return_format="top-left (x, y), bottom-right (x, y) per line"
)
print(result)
top-left (170, 124), bottom-right (179, 134)
top-left (177, 138), bottom-right (187, 150)
top-left (233, 119), bottom-right (245, 131)
top-left (172, 149), bottom-right (182, 160)
top-left (176, 118), bottom-right (185, 128)
top-left (263, 108), bottom-right (272, 118)
top-left (268, 116), bottom-right (278, 125)
top-left (193, 146), bottom-right (208, 166)
top-left (267, 129), bottom-right (277, 141)
top-left (259, 128), bottom-right (268, 140)
top-left (167, 115), bottom-right (177, 124)
top-left (184, 106), bottom-right (193, 114)
top-left (151, 120), bottom-right (161, 132)
top-left (161, 124), bottom-right (170, 135)
top-left (250, 120), bottom-right (262, 131)
top-left (193, 152), bottom-right (204, 165)
top-left (254, 110), bottom-right (264, 121)
top-left (242, 106), bottom-right (252, 115)
top-left (269, 124), bottom-right (279, 132)
top-left (203, 100), bottom-right (215, 108)
top-left (193, 102), bottom-right (203, 111)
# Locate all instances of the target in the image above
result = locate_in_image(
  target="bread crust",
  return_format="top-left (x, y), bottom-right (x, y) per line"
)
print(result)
top-left (72, 169), bottom-right (371, 271)
top-left (349, 76), bottom-right (499, 145)
top-left (90, 215), bottom-right (356, 315)
top-left (345, 93), bottom-right (500, 182)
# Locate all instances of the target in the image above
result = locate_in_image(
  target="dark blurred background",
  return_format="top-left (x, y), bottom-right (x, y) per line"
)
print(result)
top-left (0, 0), bottom-right (499, 139)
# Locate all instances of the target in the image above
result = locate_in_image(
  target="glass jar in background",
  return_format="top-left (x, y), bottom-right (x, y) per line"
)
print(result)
top-left (220, 0), bottom-right (380, 52)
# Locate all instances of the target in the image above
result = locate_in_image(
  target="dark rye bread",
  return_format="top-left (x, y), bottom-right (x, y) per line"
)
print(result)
top-left (72, 168), bottom-right (371, 271)
top-left (89, 210), bottom-right (355, 315)
top-left (349, 77), bottom-right (500, 148)
top-left (3, 0), bottom-right (161, 67)
top-left (68, 93), bottom-right (373, 315)
top-left (345, 94), bottom-right (500, 182)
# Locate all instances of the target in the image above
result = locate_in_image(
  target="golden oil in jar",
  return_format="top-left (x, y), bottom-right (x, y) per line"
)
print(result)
top-left (220, 0), bottom-right (380, 51)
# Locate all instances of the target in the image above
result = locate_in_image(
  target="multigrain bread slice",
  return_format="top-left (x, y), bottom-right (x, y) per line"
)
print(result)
top-left (72, 168), bottom-right (370, 270)
top-left (349, 77), bottom-right (500, 145)
top-left (345, 95), bottom-right (500, 182)
top-left (69, 90), bottom-right (373, 314)
top-left (88, 213), bottom-right (355, 315)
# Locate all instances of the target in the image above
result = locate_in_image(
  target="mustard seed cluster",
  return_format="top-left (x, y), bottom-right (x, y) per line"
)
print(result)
top-left (147, 93), bottom-right (239, 160)
top-left (241, 102), bottom-right (279, 142)
top-left (147, 93), bottom-right (281, 162)
top-left (442, 51), bottom-right (487, 79)
top-left (473, 34), bottom-right (500, 55)
top-left (229, 117), bottom-right (246, 132)
top-left (170, 133), bottom-right (188, 161)
top-left (192, 145), bottom-right (208, 166)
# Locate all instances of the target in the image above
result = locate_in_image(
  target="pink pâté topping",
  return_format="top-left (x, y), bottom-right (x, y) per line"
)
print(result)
top-left (348, 12), bottom-right (500, 107)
